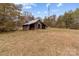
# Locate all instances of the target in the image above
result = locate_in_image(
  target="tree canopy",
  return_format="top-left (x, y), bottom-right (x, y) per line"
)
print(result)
top-left (0, 3), bottom-right (22, 32)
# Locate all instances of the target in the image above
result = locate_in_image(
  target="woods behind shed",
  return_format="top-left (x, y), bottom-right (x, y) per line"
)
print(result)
top-left (23, 19), bottom-right (47, 30)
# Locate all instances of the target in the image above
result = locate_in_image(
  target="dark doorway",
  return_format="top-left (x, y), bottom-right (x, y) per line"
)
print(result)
top-left (38, 24), bottom-right (41, 29)
top-left (29, 24), bottom-right (35, 30)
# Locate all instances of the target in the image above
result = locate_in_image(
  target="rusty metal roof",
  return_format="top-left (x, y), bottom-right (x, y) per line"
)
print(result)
top-left (23, 19), bottom-right (39, 25)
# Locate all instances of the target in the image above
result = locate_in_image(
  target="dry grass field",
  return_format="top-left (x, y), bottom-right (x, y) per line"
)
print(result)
top-left (0, 28), bottom-right (79, 56)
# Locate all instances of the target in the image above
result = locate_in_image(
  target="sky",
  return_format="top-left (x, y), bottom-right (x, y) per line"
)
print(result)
top-left (22, 3), bottom-right (79, 18)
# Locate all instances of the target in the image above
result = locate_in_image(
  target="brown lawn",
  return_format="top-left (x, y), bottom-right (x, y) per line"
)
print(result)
top-left (0, 28), bottom-right (79, 56)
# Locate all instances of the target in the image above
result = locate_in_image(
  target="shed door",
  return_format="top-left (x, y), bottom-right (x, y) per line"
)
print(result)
top-left (37, 22), bottom-right (42, 29)
top-left (38, 24), bottom-right (41, 29)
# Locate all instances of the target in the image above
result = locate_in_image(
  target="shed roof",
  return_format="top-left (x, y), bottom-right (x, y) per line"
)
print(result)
top-left (23, 19), bottom-right (40, 25)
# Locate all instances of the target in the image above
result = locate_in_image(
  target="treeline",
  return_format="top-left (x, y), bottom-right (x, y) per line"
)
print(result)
top-left (0, 3), bottom-right (23, 32)
top-left (43, 8), bottom-right (79, 29)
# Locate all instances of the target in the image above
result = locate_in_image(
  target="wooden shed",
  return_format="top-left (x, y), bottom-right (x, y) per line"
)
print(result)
top-left (23, 19), bottom-right (47, 30)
